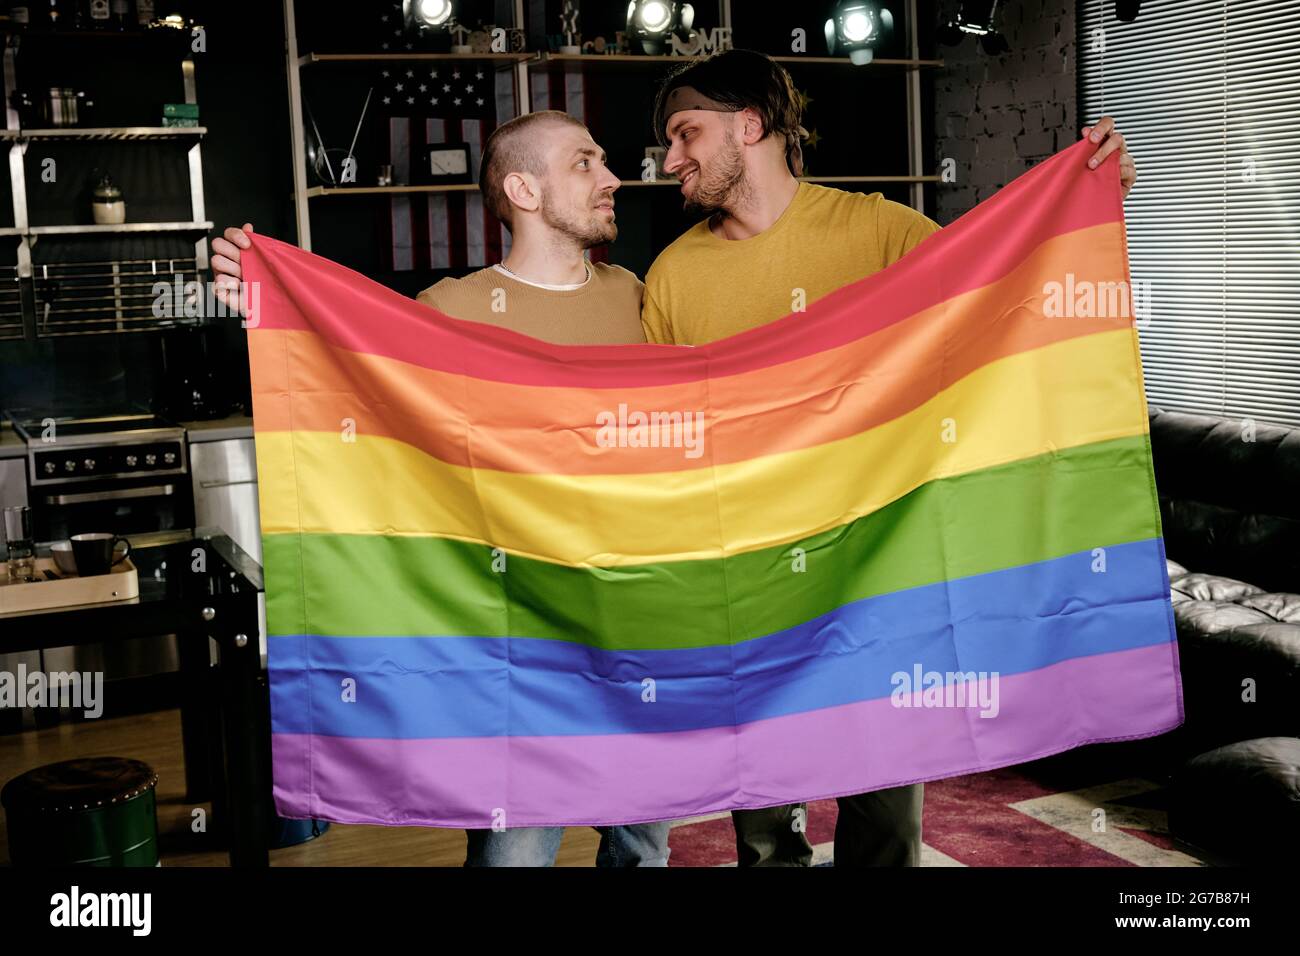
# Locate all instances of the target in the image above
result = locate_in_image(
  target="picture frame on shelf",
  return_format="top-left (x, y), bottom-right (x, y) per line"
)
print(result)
top-left (417, 142), bottom-right (473, 186)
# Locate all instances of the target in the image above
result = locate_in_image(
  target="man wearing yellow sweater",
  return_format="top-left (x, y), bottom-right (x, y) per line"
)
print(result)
top-left (643, 49), bottom-right (1138, 866)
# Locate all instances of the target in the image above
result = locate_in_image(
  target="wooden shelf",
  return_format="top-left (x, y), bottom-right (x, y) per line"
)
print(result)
top-left (18, 222), bottom-right (212, 237)
top-left (531, 53), bottom-right (943, 68)
top-left (621, 175), bottom-right (942, 186)
top-left (772, 56), bottom-right (944, 66)
top-left (0, 126), bottom-right (205, 141)
top-left (800, 175), bottom-right (943, 183)
top-left (4, 29), bottom-right (171, 40)
top-left (304, 176), bottom-right (940, 197)
top-left (305, 184), bottom-right (478, 197)
top-left (299, 52), bottom-right (531, 67)
top-left (532, 53), bottom-right (692, 65)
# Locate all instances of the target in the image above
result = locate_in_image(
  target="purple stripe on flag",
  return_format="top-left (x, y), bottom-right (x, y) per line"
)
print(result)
top-left (270, 642), bottom-right (1183, 828)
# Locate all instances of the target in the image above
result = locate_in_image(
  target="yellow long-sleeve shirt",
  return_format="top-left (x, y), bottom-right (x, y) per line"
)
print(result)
top-left (642, 183), bottom-right (941, 345)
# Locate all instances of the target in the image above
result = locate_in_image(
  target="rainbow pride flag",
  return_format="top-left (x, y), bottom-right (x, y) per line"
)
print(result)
top-left (245, 138), bottom-right (1183, 828)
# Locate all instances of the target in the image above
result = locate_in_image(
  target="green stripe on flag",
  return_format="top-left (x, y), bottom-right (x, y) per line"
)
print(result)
top-left (263, 434), bottom-right (1160, 650)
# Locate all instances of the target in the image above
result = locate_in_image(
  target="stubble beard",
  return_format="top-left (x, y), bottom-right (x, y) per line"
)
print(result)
top-left (683, 129), bottom-right (750, 220)
top-left (541, 190), bottom-right (618, 248)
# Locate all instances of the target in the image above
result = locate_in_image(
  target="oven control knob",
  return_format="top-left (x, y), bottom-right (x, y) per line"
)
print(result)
top-left (125, 454), bottom-right (138, 467)
top-left (145, 454), bottom-right (157, 466)
top-left (63, 459), bottom-right (76, 472)
top-left (163, 451), bottom-right (176, 465)
top-left (44, 461), bottom-right (56, 474)
top-left (83, 458), bottom-right (95, 471)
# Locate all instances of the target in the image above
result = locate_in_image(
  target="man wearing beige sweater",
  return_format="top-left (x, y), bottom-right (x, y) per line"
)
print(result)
top-left (211, 109), bottom-right (669, 867)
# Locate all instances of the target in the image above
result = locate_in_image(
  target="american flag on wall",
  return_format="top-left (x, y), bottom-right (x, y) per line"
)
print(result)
top-left (379, 63), bottom-right (514, 271)
top-left (380, 61), bottom-right (602, 271)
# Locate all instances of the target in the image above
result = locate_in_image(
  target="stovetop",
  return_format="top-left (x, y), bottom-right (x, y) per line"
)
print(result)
top-left (4, 407), bottom-right (185, 443)
top-left (3, 406), bottom-right (190, 484)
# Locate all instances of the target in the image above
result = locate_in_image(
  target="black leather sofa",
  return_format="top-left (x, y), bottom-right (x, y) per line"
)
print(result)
top-left (1145, 408), bottom-right (1300, 863)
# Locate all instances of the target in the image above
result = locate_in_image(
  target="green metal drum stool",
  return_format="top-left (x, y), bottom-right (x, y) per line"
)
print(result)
top-left (2, 757), bottom-right (160, 866)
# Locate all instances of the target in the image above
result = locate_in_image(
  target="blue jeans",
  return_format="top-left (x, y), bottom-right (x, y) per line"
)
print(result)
top-left (465, 823), bottom-right (672, 867)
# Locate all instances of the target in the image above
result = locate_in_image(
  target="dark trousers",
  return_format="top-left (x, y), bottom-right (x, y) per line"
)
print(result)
top-left (731, 783), bottom-right (924, 866)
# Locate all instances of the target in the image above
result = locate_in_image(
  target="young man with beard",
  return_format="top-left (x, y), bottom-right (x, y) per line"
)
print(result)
top-left (642, 49), bottom-right (1138, 866)
top-left (210, 110), bottom-right (671, 867)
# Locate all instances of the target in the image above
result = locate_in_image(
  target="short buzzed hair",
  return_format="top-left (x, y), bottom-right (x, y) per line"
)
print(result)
top-left (479, 110), bottom-right (587, 228)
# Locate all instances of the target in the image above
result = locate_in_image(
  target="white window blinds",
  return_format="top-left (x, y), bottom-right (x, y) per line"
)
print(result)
top-left (1077, 0), bottom-right (1300, 427)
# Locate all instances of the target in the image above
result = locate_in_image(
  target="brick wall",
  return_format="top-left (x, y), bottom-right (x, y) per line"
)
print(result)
top-left (932, 0), bottom-right (1078, 224)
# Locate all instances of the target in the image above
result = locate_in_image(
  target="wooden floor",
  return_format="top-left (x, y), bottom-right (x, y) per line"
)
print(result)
top-left (0, 708), bottom-right (605, 866)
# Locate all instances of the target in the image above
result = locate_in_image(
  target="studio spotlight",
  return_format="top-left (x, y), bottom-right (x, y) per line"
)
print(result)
top-left (626, 1), bottom-right (696, 55)
top-left (824, 1), bottom-right (894, 66)
top-left (404, 0), bottom-right (456, 34)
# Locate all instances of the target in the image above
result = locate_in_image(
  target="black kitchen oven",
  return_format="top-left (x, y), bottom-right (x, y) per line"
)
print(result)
top-left (4, 409), bottom-right (194, 544)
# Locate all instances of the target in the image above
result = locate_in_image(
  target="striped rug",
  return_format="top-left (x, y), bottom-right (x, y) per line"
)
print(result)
top-left (667, 763), bottom-right (1210, 867)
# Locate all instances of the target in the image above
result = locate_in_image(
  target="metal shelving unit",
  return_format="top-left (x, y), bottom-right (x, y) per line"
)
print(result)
top-left (0, 262), bottom-right (21, 341)
top-left (283, 0), bottom-right (533, 252)
top-left (0, 126), bottom-right (208, 141)
top-left (28, 255), bottom-right (207, 338)
top-left (25, 222), bottom-right (213, 235)
top-left (283, 0), bottom-right (938, 250)
top-left (0, 34), bottom-right (210, 341)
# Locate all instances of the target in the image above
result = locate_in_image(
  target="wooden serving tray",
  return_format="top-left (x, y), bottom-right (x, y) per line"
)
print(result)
top-left (0, 557), bottom-right (139, 614)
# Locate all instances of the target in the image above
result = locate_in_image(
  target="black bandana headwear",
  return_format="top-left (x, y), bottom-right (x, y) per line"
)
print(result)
top-left (661, 85), bottom-right (808, 176)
